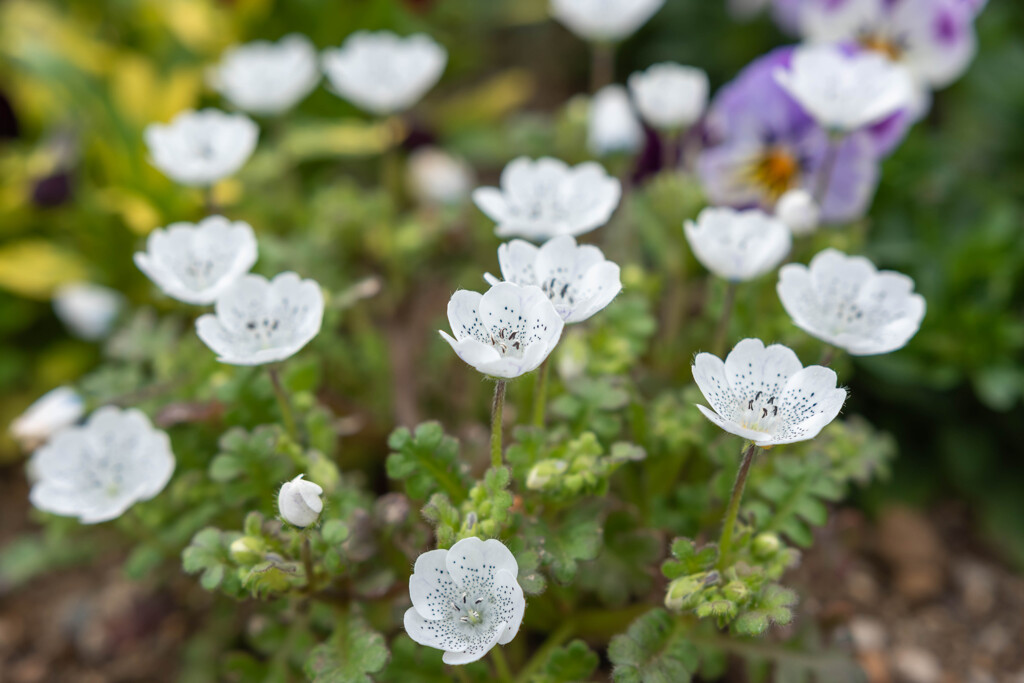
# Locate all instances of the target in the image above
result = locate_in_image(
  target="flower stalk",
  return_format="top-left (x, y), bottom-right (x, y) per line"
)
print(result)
top-left (491, 380), bottom-right (507, 468)
top-left (268, 366), bottom-right (298, 442)
top-left (717, 442), bottom-right (758, 569)
top-left (713, 282), bottom-right (738, 357)
top-left (532, 360), bottom-right (551, 428)
top-left (591, 42), bottom-right (615, 93)
top-left (490, 646), bottom-right (513, 683)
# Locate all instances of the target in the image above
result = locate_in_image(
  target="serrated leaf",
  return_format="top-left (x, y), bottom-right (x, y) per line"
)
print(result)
top-left (533, 639), bottom-right (599, 683)
top-left (386, 422), bottom-right (468, 503)
top-left (304, 613), bottom-right (389, 683)
top-left (610, 609), bottom-right (697, 683)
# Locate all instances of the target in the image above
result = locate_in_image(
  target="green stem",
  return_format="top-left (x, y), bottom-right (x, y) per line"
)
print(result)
top-left (204, 185), bottom-right (219, 215)
top-left (590, 42), bottom-right (615, 93)
top-left (490, 646), bottom-right (513, 683)
top-left (819, 345), bottom-right (837, 366)
top-left (531, 360), bottom-right (551, 428)
top-left (717, 443), bottom-right (758, 569)
top-left (268, 366), bottom-right (298, 442)
top-left (713, 282), bottom-right (738, 357)
top-left (813, 133), bottom-right (844, 207)
top-left (514, 620), bottom-right (575, 683)
top-left (452, 667), bottom-right (473, 683)
top-left (301, 532), bottom-right (315, 592)
top-left (491, 380), bottom-right (507, 468)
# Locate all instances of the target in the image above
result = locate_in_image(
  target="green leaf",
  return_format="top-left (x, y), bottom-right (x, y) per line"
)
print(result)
top-left (609, 609), bottom-right (698, 683)
top-left (536, 504), bottom-right (603, 584)
top-left (386, 422), bottom-right (468, 503)
top-left (304, 613), bottom-right (389, 683)
top-left (662, 538), bottom-right (718, 579)
top-left (532, 639), bottom-right (599, 683)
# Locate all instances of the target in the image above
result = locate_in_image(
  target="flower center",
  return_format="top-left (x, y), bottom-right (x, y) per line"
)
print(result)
top-left (747, 147), bottom-right (800, 200)
top-left (739, 390), bottom-right (782, 433)
top-left (488, 326), bottom-right (524, 358)
top-left (451, 591), bottom-right (490, 628)
top-left (859, 32), bottom-right (905, 61)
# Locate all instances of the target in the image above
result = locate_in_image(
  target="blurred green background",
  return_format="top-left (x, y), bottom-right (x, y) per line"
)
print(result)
top-left (1, 0), bottom-right (1022, 563)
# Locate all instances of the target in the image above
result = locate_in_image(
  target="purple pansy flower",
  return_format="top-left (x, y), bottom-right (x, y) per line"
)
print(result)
top-left (799, 0), bottom-right (981, 93)
top-left (697, 46), bottom-right (899, 225)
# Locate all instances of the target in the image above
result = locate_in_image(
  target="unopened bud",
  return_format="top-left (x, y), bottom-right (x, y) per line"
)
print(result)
top-left (277, 474), bottom-right (323, 527)
top-left (526, 459), bottom-right (568, 490)
top-left (230, 536), bottom-right (266, 565)
top-left (752, 532), bottom-right (781, 558)
top-left (775, 189), bottom-right (819, 236)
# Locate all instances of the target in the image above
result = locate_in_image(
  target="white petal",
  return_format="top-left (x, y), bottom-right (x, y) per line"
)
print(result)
top-left (691, 352), bottom-right (738, 420)
top-left (410, 548), bottom-right (456, 620)
top-left (446, 537), bottom-right (519, 588)
top-left (493, 569), bottom-right (525, 645)
top-left (404, 607), bottom-right (466, 653)
top-left (441, 624), bottom-right (505, 665)
top-left (766, 366), bottom-right (847, 445)
top-left (695, 404), bottom-right (773, 443)
top-left (724, 338), bottom-right (803, 409)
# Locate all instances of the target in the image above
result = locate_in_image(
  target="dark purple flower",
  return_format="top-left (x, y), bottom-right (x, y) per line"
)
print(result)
top-left (697, 46), bottom-right (884, 224)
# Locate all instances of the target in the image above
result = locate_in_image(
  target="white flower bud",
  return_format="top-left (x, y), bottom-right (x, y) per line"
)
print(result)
top-left (10, 386), bottom-right (84, 451)
top-left (775, 189), bottom-right (820, 236)
top-left (277, 474), bottom-right (324, 527)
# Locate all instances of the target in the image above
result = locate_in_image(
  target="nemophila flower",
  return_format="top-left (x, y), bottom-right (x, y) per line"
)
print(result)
top-left (628, 63), bottom-right (709, 131)
top-left (407, 147), bottom-right (474, 207)
top-left (472, 157), bottom-right (621, 241)
top-left (483, 236), bottom-right (622, 323)
top-left (692, 338), bottom-right (847, 447)
top-left (53, 282), bottom-right (123, 341)
top-left (133, 216), bottom-right (258, 305)
top-left (196, 272), bottom-right (324, 366)
top-left (278, 474), bottom-right (324, 528)
top-left (404, 537), bottom-right (525, 665)
top-left (588, 85), bottom-right (644, 157)
top-left (28, 407), bottom-right (175, 524)
top-left (10, 387), bottom-right (84, 451)
top-left (684, 207), bottom-right (792, 282)
top-left (321, 31), bottom-right (447, 116)
top-left (775, 188), bottom-right (820, 236)
top-left (440, 282), bottom-right (564, 379)
top-left (799, 0), bottom-right (982, 96)
top-left (773, 44), bottom-right (914, 133)
top-left (144, 109), bottom-right (258, 187)
top-left (550, 0), bottom-right (665, 42)
top-left (211, 34), bottom-right (320, 116)
top-left (777, 248), bottom-right (926, 355)
top-left (698, 46), bottom-right (887, 224)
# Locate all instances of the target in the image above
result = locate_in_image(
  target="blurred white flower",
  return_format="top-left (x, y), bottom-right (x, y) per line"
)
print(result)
top-left (321, 31), bottom-right (447, 116)
top-left (473, 157), bottom-right (621, 241)
top-left (10, 387), bottom-right (84, 451)
top-left (278, 474), bottom-right (324, 527)
top-left (211, 34), bottom-right (320, 115)
top-left (144, 109), bottom-right (259, 187)
top-left (692, 338), bottom-right (847, 447)
top-left (28, 406), bottom-right (175, 524)
top-left (134, 216), bottom-right (258, 305)
top-left (684, 207), bottom-right (792, 282)
top-left (404, 537), bottom-right (525, 665)
top-left (407, 147), bottom-right (474, 206)
top-left (53, 282), bottom-right (123, 340)
top-left (774, 188), bottom-right (820, 236)
top-left (777, 248), bottom-right (926, 355)
top-left (196, 272), bottom-right (324, 366)
top-left (440, 282), bottom-right (564, 379)
top-left (628, 62), bottom-right (709, 131)
top-left (773, 44), bottom-right (914, 132)
top-left (484, 236), bottom-right (622, 323)
top-left (588, 85), bottom-right (644, 157)
top-left (550, 0), bottom-right (665, 42)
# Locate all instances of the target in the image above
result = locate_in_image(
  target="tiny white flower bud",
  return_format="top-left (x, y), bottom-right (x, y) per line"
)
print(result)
top-left (278, 474), bottom-right (324, 528)
top-left (775, 189), bottom-right (820, 236)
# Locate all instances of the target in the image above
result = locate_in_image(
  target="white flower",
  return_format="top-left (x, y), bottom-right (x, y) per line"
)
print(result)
top-left (196, 272), bottom-right (325, 366)
top-left (628, 62), bottom-right (709, 131)
top-left (774, 188), bottom-right (820, 236)
top-left (10, 387), bottom-right (84, 451)
top-left (144, 109), bottom-right (259, 186)
top-left (404, 537), bottom-right (525, 665)
top-left (550, 0), bottom-right (666, 42)
top-left (773, 44), bottom-right (914, 132)
top-left (588, 85), bottom-right (644, 157)
top-left (28, 406), bottom-right (175, 524)
top-left (692, 338), bottom-right (847, 447)
top-left (53, 282), bottom-right (123, 340)
top-left (473, 157), bottom-right (621, 241)
top-left (440, 282), bottom-right (564, 379)
top-left (321, 31), bottom-right (447, 116)
top-left (211, 34), bottom-right (320, 115)
top-left (483, 236), bottom-right (622, 323)
top-left (134, 216), bottom-right (258, 305)
top-left (278, 474), bottom-right (324, 527)
top-left (407, 147), bottom-right (474, 206)
top-left (684, 207), bottom-right (792, 282)
top-left (777, 248), bottom-right (926, 355)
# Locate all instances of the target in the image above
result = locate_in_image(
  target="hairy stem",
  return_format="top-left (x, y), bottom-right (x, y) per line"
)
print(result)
top-left (717, 443), bottom-right (758, 569)
top-left (590, 42), bottom-right (615, 93)
top-left (532, 360), bottom-right (551, 428)
top-left (490, 646), bottom-right (513, 683)
top-left (813, 133), bottom-right (844, 207)
top-left (491, 380), bottom-right (507, 468)
top-left (713, 282), bottom-right (738, 357)
top-left (514, 620), bottom-right (575, 683)
top-left (268, 366), bottom-right (298, 442)
top-left (301, 532), bottom-right (315, 592)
